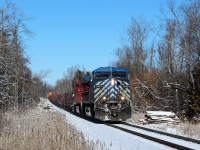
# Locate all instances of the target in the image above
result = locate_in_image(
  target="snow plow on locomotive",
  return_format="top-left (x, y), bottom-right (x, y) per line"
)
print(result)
top-left (48, 67), bottom-right (132, 121)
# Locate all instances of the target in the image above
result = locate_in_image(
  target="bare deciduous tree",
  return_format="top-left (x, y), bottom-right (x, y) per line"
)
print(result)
top-left (113, 0), bottom-right (200, 119)
top-left (0, 1), bottom-right (35, 110)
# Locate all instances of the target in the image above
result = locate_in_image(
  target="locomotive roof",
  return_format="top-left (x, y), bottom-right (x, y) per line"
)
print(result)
top-left (92, 67), bottom-right (128, 74)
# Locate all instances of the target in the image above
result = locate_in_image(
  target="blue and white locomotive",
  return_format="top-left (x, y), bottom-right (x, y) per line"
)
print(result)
top-left (48, 67), bottom-right (132, 122)
top-left (89, 67), bottom-right (132, 121)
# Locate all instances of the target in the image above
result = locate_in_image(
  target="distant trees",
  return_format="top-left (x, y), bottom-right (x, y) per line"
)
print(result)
top-left (31, 71), bottom-right (50, 100)
top-left (53, 66), bottom-right (79, 94)
top-left (114, 0), bottom-right (200, 119)
top-left (53, 66), bottom-right (90, 95)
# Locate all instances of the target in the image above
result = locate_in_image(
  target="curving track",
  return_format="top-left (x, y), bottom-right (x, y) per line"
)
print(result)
top-left (122, 122), bottom-right (200, 144)
top-left (105, 123), bottom-right (200, 150)
top-left (71, 111), bottom-right (200, 149)
top-left (49, 99), bottom-right (200, 149)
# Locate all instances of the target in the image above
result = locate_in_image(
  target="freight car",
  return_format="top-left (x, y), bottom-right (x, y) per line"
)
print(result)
top-left (48, 67), bottom-right (132, 121)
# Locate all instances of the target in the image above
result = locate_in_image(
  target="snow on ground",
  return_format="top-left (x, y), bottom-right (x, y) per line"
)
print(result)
top-left (42, 98), bottom-right (174, 150)
top-left (133, 119), bottom-right (200, 140)
top-left (146, 111), bottom-right (176, 117)
top-left (116, 124), bottom-right (200, 149)
top-left (127, 112), bottom-right (200, 140)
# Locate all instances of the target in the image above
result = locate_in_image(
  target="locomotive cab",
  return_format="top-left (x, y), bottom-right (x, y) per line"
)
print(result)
top-left (92, 67), bottom-right (132, 121)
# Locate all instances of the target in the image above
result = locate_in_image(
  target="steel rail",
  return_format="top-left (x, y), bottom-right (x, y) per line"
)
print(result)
top-left (122, 122), bottom-right (200, 144)
top-left (49, 100), bottom-right (199, 149)
top-left (105, 123), bottom-right (194, 150)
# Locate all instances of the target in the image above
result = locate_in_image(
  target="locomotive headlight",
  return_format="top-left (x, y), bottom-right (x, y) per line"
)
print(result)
top-left (101, 96), bottom-right (107, 104)
top-left (103, 96), bottom-right (106, 100)
top-left (110, 78), bottom-right (115, 86)
top-left (121, 96), bottom-right (125, 100)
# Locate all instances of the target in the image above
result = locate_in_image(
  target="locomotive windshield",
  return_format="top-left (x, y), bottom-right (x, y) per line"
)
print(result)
top-left (95, 72), bottom-right (111, 79)
top-left (94, 71), bottom-right (128, 79)
top-left (112, 71), bottom-right (128, 78)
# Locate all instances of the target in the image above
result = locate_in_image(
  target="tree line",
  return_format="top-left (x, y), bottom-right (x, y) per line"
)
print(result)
top-left (0, 1), bottom-right (47, 111)
top-left (113, 0), bottom-right (200, 119)
top-left (52, 0), bottom-right (200, 120)
top-left (1, 0), bottom-right (199, 120)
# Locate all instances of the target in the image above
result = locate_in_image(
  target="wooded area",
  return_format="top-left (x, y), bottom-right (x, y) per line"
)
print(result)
top-left (0, 0), bottom-right (199, 120)
top-left (113, 0), bottom-right (200, 119)
top-left (0, 1), bottom-right (47, 111)
top-left (52, 0), bottom-right (200, 120)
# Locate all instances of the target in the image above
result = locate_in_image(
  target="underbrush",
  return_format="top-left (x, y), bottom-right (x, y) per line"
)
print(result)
top-left (0, 106), bottom-right (95, 150)
top-left (178, 122), bottom-right (200, 139)
top-left (130, 112), bottom-right (200, 139)
top-left (128, 112), bottom-right (145, 124)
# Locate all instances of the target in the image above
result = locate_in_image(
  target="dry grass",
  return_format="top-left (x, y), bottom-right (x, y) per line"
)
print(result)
top-left (0, 112), bottom-right (3, 131)
top-left (127, 112), bottom-right (146, 124)
top-left (0, 106), bottom-right (96, 150)
top-left (130, 112), bottom-right (200, 139)
top-left (177, 122), bottom-right (200, 139)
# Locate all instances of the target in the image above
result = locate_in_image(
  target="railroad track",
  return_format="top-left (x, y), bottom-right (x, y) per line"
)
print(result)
top-left (105, 123), bottom-right (200, 150)
top-left (49, 101), bottom-right (200, 149)
top-left (122, 122), bottom-right (200, 144)
top-left (71, 110), bottom-right (200, 149)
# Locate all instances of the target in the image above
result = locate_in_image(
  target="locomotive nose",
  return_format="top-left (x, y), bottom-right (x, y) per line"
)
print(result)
top-left (110, 78), bottom-right (115, 86)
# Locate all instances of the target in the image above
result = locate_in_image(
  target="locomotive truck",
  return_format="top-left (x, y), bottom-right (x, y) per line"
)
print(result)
top-left (48, 67), bottom-right (132, 121)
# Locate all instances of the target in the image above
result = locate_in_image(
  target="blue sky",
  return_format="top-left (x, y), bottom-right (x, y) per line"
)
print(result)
top-left (12, 0), bottom-right (183, 85)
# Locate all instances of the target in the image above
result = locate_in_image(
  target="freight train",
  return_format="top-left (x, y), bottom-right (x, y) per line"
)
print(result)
top-left (48, 67), bottom-right (132, 121)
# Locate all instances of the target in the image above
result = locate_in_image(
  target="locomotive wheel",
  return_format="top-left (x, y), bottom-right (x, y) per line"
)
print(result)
top-left (91, 106), bottom-right (95, 117)
top-left (82, 105), bottom-right (86, 115)
top-left (79, 105), bottom-right (82, 114)
top-left (78, 105), bottom-right (85, 115)
top-left (73, 105), bottom-right (77, 113)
